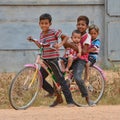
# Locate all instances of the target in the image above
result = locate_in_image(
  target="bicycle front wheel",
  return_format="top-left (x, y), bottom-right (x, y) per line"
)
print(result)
top-left (70, 65), bottom-right (105, 107)
top-left (9, 66), bottom-right (42, 110)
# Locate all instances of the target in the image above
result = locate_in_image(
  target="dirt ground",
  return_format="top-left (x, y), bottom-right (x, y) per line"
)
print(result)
top-left (0, 105), bottom-right (120, 120)
top-left (0, 70), bottom-right (120, 120)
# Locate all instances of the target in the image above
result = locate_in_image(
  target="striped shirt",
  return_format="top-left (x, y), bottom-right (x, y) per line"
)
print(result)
top-left (39, 29), bottom-right (62, 59)
top-left (89, 39), bottom-right (101, 59)
top-left (64, 43), bottom-right (81, 60)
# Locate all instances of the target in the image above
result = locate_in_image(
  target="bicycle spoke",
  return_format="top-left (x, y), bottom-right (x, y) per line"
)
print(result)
top-left (70, 65), bottom-right (105, 106)
top-left (9, 66), bottom-right (41, 110)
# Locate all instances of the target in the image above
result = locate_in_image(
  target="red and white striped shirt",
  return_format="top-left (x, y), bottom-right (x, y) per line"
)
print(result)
top-left (39, 29), bottom-right (62, 59)
top-left (64, 43), bottom-right (81, 60)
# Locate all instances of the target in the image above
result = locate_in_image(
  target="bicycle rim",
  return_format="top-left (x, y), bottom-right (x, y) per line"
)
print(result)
top-left (88, 65), bottom-right (105, 104)
top-left (9, 66), bottom-right (41, 110)
top-left (70, 65), bottom-right (105, 107)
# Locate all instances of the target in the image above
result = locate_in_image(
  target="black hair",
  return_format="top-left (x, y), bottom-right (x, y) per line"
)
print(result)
top-left (77, 16), bottom-right (89, 26)
top-left (72, 29), bottom-right (81, 36)
top-left (39, 13), bottom-right (52, 23)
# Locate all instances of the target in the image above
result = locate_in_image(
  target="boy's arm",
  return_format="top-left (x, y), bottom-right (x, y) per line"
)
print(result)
top-left (60, 34), bottom-right (68, 46)
top-left (33, 40), bottom-right (42, 48)
top-left (82, 34), bottom-right (91, 54)
top-left (63, 41), bottom-right (79, 52)
top-left (77, 44), bottom-right (82, 57)
top-left (88, 40), bottom-right (101, 53)
top-left (88, 47), bottom-right (97, 53)
top-left (27, 36), bottom-right (42, 48)
top-left (54, 34), bottom-right (69, 49)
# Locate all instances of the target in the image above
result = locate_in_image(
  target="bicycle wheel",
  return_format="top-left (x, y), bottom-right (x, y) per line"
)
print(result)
top-left (9, 66), bottom-right (42, 110)
top-left (70, 65), bottom-right (105, 107)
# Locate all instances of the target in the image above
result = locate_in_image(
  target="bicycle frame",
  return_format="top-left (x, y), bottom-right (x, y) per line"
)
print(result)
top-left (24, 64), bottom-right (43, 89)
top-left (24, 63), bottom-right (61, 92)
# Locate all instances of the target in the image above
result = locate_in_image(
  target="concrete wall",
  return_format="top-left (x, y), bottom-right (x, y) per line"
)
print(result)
top-left (0, 0), bottom-right (112, 72)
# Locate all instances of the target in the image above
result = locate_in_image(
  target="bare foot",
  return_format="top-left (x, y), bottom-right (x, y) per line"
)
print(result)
top-left (61, 68), bottom-right (66, 73)
top-left (65, 68), bottom-right (69, 72)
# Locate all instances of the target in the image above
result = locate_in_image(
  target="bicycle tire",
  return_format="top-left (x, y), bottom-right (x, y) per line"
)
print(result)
top-left (9, 66), bottom-right (42, 110)
top-left (70, 65), bottom-right (105, 107)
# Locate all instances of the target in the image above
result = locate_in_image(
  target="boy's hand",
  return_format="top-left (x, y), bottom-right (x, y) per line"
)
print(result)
top-left (54, 43), bottom-right (63, 49)
top-left (27, 36), bottom-right (35, 42)
top-left (77, 53), bottom-right (81, 57)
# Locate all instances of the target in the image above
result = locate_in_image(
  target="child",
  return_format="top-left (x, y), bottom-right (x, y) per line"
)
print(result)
top-left (85, 24), bottom-right (101, 82)
top-left (64, 15), bottom-right (95, 106)
top-left (60, 30), bottom-right (82, 73)
top-left (27, 13), bottom-right (74, 107)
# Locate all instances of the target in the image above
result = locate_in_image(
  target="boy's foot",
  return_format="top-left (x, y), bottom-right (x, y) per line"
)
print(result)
top-left (65, 68), bottom-right (69, 73)
top-left (88, 100), bottom-right (96, 107)
top-left (49, 94), bottom-right (63, 107)
top-left (85, 81), bottom-right (90, 87)
top-left (61, 68), bottom-right (66, 73)
top-left (67, 103), bottom-right (76, 107)
top-left (49, 99), bottom-right (63, 107)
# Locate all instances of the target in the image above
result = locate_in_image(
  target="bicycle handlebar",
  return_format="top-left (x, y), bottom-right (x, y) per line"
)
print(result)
top-left (28, 37), bottom-right (57, 50)
top-left (39, 41), bottom-right (57, 50)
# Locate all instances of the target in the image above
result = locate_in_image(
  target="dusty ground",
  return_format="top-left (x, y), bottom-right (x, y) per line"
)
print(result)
top-left (0, 105), bottom-right (120, 120)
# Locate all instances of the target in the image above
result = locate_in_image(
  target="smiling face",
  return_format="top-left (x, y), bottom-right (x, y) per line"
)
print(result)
top-left (76, 20), bottom-right (88, 35)
top-left (39, 19), bottom-right (51, 33)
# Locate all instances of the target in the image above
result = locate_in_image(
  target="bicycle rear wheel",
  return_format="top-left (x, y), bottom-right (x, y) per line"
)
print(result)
top-left (9, 66), bottom-right (42, 110)
top-left (70, 65), bottom-right (105, 107)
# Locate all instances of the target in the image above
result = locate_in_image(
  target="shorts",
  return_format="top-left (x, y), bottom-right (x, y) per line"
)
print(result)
top-left (88, 56), bottom-right (96, 66)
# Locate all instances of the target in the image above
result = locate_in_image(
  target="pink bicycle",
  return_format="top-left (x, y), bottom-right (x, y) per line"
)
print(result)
top-left (9, 43), bottom-right (106, 109)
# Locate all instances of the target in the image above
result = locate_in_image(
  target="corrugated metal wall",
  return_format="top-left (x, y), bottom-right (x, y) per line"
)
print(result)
top-left (105, 0), bottom-right (120, 62)
top-left (0, 0), bottom-right (120, 72)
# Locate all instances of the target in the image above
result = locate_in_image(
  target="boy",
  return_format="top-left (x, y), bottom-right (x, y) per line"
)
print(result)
top-left (27, 13), bottom-right (74, 107)
top-left (60, 29), bottom-right (82, 73)
top-left (64, 16), bottom-right (95, 106)
top-left (85, 24), bottom-right (101, 82)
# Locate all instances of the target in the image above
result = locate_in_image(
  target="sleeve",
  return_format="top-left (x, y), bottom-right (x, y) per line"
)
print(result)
top-left (94, 39), bottom-right (101, 48)
top-left (54, 29), bottom-right (62, 38)
top-left (83, 34), bottom-right (91, 45)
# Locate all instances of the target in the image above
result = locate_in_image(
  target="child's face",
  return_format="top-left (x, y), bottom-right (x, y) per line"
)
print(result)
top-left (89, 29), bottom-right (99, 40)
top-left (39, 19), bottom-right (51, 32)
top-left (71, 33), bottom-right (81, 43)
top-left (77, 20), bottom-right (88, 33)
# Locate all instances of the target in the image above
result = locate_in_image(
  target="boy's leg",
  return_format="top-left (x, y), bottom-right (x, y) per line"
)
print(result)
top-left (60, 59), bottom-right (66, 72)
top-left (72, 59), bottom-right (95, 106)
top-left (40, 67), bottom-right (54, 96)
top-left (65, 55), bottom-right (73, 72)
top-left (72, 59), bottom-right (88, 97)
top-left (35, 55), bottom-right (41, 64)
top-left (46, 59), bottom-right (74, 107)
top-left (84, 62), bottom-right (90, 82)
top-left (35, 55), bottom-right (47, 70)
